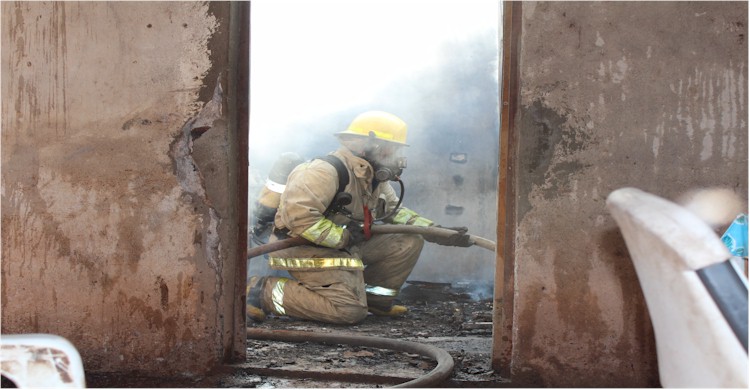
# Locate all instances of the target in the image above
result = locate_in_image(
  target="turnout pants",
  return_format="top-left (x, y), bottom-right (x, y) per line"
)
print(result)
top-left (261, 233), bottom-right (424, 324)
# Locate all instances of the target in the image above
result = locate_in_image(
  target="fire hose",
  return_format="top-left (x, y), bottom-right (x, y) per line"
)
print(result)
top-left (248, 224), bottom-right (496, 259)
top-left (246, 328), bottom-right (454, 388)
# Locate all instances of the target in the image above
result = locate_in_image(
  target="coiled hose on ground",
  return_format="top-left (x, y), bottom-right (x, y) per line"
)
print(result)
top-left (246, 328), bottom-right (455, 388)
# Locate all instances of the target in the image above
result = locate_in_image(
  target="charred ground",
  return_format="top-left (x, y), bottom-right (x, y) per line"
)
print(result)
top-left (87, 281), bottom-right (509, 388)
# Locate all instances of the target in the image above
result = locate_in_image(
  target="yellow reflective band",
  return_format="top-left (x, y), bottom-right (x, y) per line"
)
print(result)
top-left (391, 208), bottom-right (432, 226)
top-left (411, 216), bottom-right (433, 227)
top-left (269, 257), bottom-right (364, 270)
top-left (392, 208), bottom-right (418, 225)
top-left (300, 218), bottom-right (344, 248)
top-left (365, 285), bottom-right (399, 297)
top-left (271, 278), bottom-right (288, 315)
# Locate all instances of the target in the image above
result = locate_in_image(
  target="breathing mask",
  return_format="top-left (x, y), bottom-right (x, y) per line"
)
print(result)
top-left (365, 141), bottom-right (407, 182)
top-left (373, 157), bottom-right (407, 182)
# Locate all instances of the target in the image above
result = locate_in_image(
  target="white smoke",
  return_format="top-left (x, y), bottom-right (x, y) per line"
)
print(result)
top-left (248, 0), bottom-right (501, 284)
top-left (249, 0), bottom-right (499, 162)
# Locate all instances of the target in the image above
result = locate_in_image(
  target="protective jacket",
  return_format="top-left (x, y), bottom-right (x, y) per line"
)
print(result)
top-left (274, 147), bottom-right (432, 253)
top-left (263, 146), bottom-right (431, 324)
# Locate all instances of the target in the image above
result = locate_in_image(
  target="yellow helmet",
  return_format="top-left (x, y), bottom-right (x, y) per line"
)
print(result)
top-left (337, 111), bottom-right (409, 146)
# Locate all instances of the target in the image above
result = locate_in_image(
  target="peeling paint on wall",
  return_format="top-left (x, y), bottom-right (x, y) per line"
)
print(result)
top-left (510, 2), bottom-right (746, 387)
top-left (1, 1), bottom-right (237, 376)
top-left (667, 63), bottom-right (745, 162)
top-left (169, 78), bottom-right (226, 311)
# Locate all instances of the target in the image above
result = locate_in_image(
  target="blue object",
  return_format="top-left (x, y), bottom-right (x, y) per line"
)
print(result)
top-left (721, 214), bottom-right (748, 258)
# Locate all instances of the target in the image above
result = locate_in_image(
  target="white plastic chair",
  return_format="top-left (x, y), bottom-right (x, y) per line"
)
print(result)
top-left (607, 188), bottom-right (748, 388)
top-left (1, 334), bottom-right (86, 388)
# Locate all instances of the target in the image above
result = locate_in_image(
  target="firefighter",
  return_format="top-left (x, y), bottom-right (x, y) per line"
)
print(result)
top-left (246, 110), bottom-right (472, 325)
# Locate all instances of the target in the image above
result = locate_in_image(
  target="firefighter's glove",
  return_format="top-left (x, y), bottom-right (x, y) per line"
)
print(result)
top-left (424, 226), bottom-right (473, 247)
top-left (344, 223), bottom-right (367, 246)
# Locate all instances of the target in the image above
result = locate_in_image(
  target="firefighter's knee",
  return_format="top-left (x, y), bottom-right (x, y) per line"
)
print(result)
top-left (398, 234), bottom-right (424, 263)
top-left (333, 305), bottom-right (368, 325)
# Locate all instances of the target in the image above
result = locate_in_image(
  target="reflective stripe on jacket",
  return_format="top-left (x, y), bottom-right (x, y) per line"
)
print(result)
top-left (300, 217), bottom-right (345, 248)
top-left (391, 207), bottom-right (433, 226)
top-left (269, 256), bottom-right (364, 271)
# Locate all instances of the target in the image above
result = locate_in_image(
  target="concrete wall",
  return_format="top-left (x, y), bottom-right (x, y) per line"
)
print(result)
top-left (1, 1), bottom-right (248, 376)
top-left (497, 1), bottom-right (747, 387)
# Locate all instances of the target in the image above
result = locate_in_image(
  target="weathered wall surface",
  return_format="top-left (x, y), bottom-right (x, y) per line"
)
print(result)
top-left (506, 2), bottom-right (747, 386)
top-left (1, 1), bottom-right (245, 376)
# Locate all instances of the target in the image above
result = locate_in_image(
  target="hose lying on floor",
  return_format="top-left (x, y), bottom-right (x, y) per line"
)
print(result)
top-left (248, 224), bottom-right (496, 259)
top-left (246, 328), bottom-right (455, 388)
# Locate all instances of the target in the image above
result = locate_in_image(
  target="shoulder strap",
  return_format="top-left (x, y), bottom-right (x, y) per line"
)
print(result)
top-left (315, 155), bottom-right (351, 217)
top-left (315, 154), bottom-right (349, 194)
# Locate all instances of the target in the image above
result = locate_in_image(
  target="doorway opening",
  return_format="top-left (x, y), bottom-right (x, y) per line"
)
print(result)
top-left (248, 0), bottom-right (501, 288)
top-left (245, 0), bottom-right (504, 385)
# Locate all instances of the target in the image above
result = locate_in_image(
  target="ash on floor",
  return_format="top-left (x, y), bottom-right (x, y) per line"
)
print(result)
top-left (87, 281), bottom-right (509, 388)
top-left (235, 280), bottom-right (509, 388)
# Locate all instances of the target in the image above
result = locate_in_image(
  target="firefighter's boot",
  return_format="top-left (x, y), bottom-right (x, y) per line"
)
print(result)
top-left (246, 276), bottom-right (267, 322)
top-left (368, 304), bottom-right (408, 317)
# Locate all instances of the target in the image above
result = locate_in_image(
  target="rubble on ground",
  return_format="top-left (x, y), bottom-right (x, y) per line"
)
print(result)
top-left (87, 281), bottom-right (509, 388)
